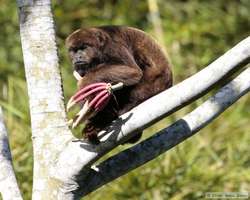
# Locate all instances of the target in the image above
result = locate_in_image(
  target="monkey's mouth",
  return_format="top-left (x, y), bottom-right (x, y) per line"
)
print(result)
top-left (74, 61), bottom-right (90, 79)
top-left (74, 61), bottom-right (88, 67)
top-left (73, 65), bottom-right (90, 80)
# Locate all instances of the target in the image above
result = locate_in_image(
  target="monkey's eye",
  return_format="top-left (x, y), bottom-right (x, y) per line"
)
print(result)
top-left (78, 44), bottom-right (88, 50)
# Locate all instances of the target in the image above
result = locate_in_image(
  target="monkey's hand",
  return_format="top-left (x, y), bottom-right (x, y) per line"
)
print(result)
top-left (67, 82), bottom-right (123, 128)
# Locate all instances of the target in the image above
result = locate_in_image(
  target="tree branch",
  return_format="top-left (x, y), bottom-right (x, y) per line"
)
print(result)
top-left (54, 37), bottom-right (250, 183)
top-left (0, 107), bottom-right (23, 200)
top-left (76, 67), bottom-right (250, 196)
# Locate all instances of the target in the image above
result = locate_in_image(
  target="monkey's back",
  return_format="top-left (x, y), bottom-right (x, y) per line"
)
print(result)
top-left (97, 26), bottom-right (173, 114)
top-left (124, 27), bottom-right (173, 109)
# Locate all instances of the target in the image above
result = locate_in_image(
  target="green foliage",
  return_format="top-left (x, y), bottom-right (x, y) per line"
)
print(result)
top-left (0, 0), bottom-right (249, 199)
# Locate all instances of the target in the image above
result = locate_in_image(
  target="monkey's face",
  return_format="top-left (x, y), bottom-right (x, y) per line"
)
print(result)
top-left (68, 43), bottom-right (101, 78)
top-left (66, 28), bottom-right (107, 80)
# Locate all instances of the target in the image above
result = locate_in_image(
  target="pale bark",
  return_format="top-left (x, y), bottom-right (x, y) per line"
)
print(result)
top-left (53, 36), bottom-right (250, 188)
top-left (17, 0), bottom-right (73, 199)
top-left (76, 67), bottom-right (250, 196)
top-left (0, 107), bottom-right (23, 200)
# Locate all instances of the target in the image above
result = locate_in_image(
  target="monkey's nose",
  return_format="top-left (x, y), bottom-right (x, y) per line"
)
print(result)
top-left (75, 53), bottom-right (83, 61)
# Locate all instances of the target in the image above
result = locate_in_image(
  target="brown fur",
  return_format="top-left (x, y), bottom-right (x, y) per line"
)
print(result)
top-left (66, 26), bottom-right (172, 143)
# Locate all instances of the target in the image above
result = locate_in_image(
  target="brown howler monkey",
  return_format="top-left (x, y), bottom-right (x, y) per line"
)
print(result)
top-left (66, 26), bottom-right (172, 144)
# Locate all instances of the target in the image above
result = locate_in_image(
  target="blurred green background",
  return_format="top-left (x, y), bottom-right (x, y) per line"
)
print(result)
top-left (0, 0), bottom-right (249, 199)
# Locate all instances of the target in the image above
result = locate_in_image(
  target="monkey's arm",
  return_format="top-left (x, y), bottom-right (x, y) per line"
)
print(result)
top-left (78, 64), bottom-right (143, 88)
top-left (77, 46), bottom-right (143, 88)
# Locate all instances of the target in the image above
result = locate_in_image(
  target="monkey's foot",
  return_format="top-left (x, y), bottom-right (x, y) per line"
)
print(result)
top-left (67, 82), bottom-right (123, 128)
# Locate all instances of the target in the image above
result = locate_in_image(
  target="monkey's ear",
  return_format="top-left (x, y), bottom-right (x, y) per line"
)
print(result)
top-left (96, 31), bottom-right (107, 47)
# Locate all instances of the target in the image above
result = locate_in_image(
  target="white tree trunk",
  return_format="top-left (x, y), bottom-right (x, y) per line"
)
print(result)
top-left (0, 108), bottom-right (23, 200)
top-left (17, 0), bottom-right (73, 199)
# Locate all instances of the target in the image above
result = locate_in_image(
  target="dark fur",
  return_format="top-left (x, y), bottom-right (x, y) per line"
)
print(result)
top-left (66, 26), bottom-right (172, 143)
